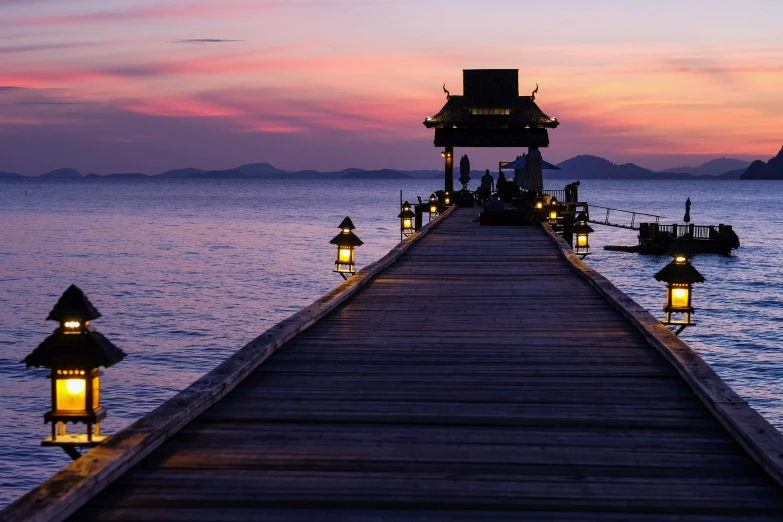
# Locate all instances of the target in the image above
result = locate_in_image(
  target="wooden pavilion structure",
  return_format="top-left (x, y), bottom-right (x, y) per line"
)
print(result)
top-left (424, 69), bottom-right (559, 193)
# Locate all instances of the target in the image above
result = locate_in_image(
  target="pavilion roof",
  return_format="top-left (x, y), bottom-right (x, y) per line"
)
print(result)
top-left (423, 95), bottom-right (558, 130)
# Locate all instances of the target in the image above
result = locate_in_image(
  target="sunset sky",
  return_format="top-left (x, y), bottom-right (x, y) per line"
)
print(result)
top-left (1, 0), bottom-right (782, 175)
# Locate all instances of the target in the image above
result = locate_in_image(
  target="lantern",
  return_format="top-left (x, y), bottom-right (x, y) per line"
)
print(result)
top-left (330, 217), bottom-right (364, 279)
top-left (444, 191), bottom-right (451, 206)
top-left (547, 197), bottom-right (559, 223)
top-left (398, 201), bottom-right (415, 239)
top-left (440, 150), bottom-right (452, 159)
top-left (654, 252), bottom-right (705, 333)
top-left (23, 285), bottom-right (126, 458)
top-left (428, 193), bottom-right (439, 219)
top-left (535, 199), bottom-right (544, 210)
top-left (571, 211), bottom-right (594, 258)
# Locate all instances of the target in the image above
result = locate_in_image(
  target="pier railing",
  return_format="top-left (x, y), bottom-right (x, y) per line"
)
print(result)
top-left (642, 223), bottom-right (733, 240)
top-left (587, 205), bottom-right (663, 230)
top-left (542, 189), bottom-right (566, 202)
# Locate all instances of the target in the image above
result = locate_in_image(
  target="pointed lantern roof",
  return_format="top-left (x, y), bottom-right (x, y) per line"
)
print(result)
top-left (46, 284), bottom-right (101, 322)
top-left (654, 260), bottom-right (705, 285)
top-left (572, 212), bottom-right (594, 235)
top-left (398, 201), bottom-right (415, 219)
top-left (338, 216), bottom-right (356, 230)
top-left (24, 285), bottom-right (126, 369)
top-left (24, 331), bottom-right (126, 369)
top-left (330, 217), bottom-right (364, 247)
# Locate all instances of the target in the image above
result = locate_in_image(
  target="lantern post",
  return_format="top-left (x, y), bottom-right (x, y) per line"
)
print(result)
top-left (428, 194), bottom-right (439, 221)
top-left (330, 217), bottom-right (363, 280)
top-left (548, 197), bottom-right (559, 225)
top-left (398, 201), bottom-right (415, 241)
top-left (571, 211), bottom-right (594, 258)
top-left (654, 251), bottom-right (705, 335)
top-left (22, 285), bottom-right (126, 460)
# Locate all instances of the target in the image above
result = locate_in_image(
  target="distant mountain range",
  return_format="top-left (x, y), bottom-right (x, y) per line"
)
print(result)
top-left (549, 155), bottom-right (749, 180)
top-left (661, 158), bottom-right (751, 176)
top-left (0, 154), bottom-right (772, 181)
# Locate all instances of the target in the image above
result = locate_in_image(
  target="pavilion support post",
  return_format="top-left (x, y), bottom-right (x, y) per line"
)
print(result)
top-left (444, 146), bottom-right (454, 194)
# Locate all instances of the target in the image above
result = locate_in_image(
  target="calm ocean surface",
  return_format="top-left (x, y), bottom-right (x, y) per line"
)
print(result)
top-left (1, 177), bottom-right (781, 508)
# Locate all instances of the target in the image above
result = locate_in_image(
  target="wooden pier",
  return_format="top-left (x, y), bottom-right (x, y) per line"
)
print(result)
top-left (5, 207), bottom-right (783, 521)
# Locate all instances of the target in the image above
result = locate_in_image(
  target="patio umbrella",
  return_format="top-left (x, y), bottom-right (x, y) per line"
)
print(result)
top-left (499, 156), bottom-right (561, 170)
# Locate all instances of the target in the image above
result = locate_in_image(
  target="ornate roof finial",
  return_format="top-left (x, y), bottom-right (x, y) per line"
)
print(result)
top-left (531, 83), bottom-right (539, 100)
top-left (443, 83), bottom-right (451, 100)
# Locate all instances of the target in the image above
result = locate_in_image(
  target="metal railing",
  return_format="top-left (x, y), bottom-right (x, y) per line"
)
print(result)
top-left (653, 224), bottom-right (718, 239)
top-left (542, 189), bottom-right (566, 202)
top-left (587, 205), bottom-right (664, 230)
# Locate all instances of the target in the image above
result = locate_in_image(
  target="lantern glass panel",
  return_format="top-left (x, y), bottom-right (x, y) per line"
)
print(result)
top-left (403, 218), bottom-right (412, 229)
top-left (56, 377), bottom-right (87, 411)
top-left (671, 285), bottom-right (690, 309)
top-left (577, 234), bottom-right (588, 247)
top-left (549, 210), bottom-right (557, 220)
top-left (92, 375), bottom-right (100, 409)
top-left (430, 205), bottom-right (437, 213)
top-left (338, 247), bottom-right (353, 263)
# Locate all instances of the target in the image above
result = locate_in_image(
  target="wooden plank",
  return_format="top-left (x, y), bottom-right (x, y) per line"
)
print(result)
top-left (73, 507), bottom-right (783, 522)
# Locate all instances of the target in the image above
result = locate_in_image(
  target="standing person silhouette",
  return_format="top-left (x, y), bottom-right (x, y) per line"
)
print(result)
top-left (497, 171), bottom-right (507, 201)
top-left (480, 169), bottom-right (494, 203)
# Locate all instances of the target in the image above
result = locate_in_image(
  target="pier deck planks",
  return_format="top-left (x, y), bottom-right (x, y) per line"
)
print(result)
top-left (71, 208), bottom-right (783, 520)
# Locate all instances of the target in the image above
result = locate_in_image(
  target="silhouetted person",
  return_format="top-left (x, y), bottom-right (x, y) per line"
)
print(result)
top-left (497, 171), bottom-right (507, 201)
top-left (480, 169), bottom-right (494, 203)
top-left (565, 181), bottom-right (580, 203)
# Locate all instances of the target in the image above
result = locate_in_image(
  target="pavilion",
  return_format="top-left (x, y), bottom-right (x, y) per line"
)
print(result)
top-left (423, 69), bottom-right (559, 193)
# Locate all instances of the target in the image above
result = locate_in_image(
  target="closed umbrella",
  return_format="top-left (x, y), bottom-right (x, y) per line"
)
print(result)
top-left (459, 154), bottom-right (471, 189)
top-left (525, 148), bottom-right (544, 192)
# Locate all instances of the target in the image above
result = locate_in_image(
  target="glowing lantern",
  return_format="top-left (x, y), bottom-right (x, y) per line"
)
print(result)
top-left (429, 193), bottom-right (439, 219)
top-left (547, 197), bottom-right (559, 223)
top-left (535, 199), bottom-right (544, 210)
top-left (654, 251), bottom-right (705, 332)
top-left (444, 191), bottom-right (451, 206)
top-left (398, 201), bottom-right (415, 239)
top-left (23, 285), bottom-right (126, 459)
top-left (571, 211), bottom-right (594, 258)
top-left (330, 217), bottom-right (364, 279)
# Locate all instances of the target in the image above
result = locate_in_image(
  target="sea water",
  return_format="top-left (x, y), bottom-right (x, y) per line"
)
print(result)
top-left (0, 178), bottom-right (781, 508)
